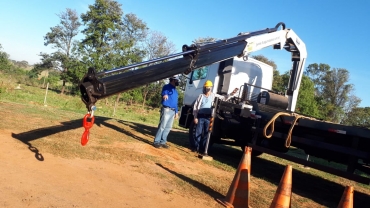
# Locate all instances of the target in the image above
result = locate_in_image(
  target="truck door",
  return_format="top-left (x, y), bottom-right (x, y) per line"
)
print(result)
top-left (183, 64), bottom-right (219, 106)
top-left (180, 63), bottom-right (219, 128)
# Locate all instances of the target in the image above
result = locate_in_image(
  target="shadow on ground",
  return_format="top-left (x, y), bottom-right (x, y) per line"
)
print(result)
top-left (117, 119), bottom-right (370, 207)
top-left (156, 163), bottom-right (224, 199)
top-left (11, 116), bottom-right (113, 161)
top-left (11, 116), bottom-right (370, 207)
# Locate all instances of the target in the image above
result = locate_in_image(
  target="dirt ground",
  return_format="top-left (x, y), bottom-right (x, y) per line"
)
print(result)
top-left (0, 102), bottom-right (231, 208)
top-left (1, 101), bottom-right (370, 208)
top-left (0, 128), bottom-right (224, 208)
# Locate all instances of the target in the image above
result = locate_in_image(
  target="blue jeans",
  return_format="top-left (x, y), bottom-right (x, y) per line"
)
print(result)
top-left (154, 107), bottom-right (175, 145)
top-left (195, 117), bottom-right (210, 153)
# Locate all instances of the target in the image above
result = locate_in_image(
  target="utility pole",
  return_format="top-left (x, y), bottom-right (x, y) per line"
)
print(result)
top-left (44, 82), bottom-right (49, 106)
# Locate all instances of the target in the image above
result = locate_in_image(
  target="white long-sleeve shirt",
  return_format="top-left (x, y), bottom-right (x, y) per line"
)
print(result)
top-left (193, 92), bottom-right (231, 119)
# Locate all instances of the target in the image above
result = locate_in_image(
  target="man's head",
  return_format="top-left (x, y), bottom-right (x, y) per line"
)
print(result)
top-left (203, 80), bottom-right (213, 94)
top-left (169, 76), bottom-right (179, 86)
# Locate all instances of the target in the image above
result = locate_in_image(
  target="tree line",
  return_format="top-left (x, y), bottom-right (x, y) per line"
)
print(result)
top-left (0, 0), bottom-right (369, 128)
top-left (252, 55), bottom-right (368, 126)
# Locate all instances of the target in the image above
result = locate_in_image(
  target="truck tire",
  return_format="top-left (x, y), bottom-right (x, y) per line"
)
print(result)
top-left (189, 121), bottom-right (196, 146)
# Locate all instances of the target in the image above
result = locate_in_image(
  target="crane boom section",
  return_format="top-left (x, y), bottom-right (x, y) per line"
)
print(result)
top-left (79, 23), bottom-right (306, 112)
top-left (242, 29), bottom-right (307, 111)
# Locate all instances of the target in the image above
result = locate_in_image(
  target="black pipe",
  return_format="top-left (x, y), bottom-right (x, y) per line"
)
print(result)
top-left (96, 50), bottom-right (194, 77)
top-left (182, 23), bottom-right (284, 60)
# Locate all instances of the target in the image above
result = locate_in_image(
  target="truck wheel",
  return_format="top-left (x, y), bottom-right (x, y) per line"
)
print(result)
top-left (189, 121), bottom-right (196, 146)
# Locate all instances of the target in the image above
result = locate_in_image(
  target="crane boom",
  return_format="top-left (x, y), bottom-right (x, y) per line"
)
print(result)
top-left (79, 22), bottom-right (306, 112)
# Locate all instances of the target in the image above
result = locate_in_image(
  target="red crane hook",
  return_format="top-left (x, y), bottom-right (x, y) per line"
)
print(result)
top-left (81, 113), bottom-right (95, 146)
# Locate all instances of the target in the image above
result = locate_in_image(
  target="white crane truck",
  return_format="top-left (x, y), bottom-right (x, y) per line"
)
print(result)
top-left (79, 23), bottom-right (370, 184)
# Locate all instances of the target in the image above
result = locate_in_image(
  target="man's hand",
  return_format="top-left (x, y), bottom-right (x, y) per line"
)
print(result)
top-left (163, 95), bottom-right (168, 101)
top-left (194, 118), bottom-right (198, 124)
top-left (174, 113), bottom-right (179, 119)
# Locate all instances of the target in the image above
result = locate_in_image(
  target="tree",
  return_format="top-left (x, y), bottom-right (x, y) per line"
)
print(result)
top-left (11, 60), bottom-right (29, 69)
top-left (113, 12), bottom-right (149, 110)
top-left (30, 52), bottom-right (59, 76)
top-left (305, 63), bottom-right (357, 122)
top-left (0, 44), bottom-right (11, 71)
top-left (80, 1), bottom-right (151, 108)
top-left (251, 55), bottom-right (284, 92)
top-left (326, 68), bottom-right (353, 122)
top-left (79, 0), bottom-right (124, 71)
top-left (30, 52), bottom-right (62, 87)
top-left (44, 8), bottom-right (81, 94)
top-left (63, 56), bottom-right (88, 94)
top-left (193, 37), bottom-right (218, 44)
top-left (109, 13), bottom-right (148, 68)
top-left (342, 93), bottom-right (361, 120)
top-left (304, 63), bottom-right (330, 93)
top-left (145, 31), bottom-right (175, 61)
top-left (341, 107), bottom-right (370, 128)
top-left (295, 75), bottom-right (320, 117)
top-left (19, 60), bottom-right (29, 68)
top-left (141, 30), bottom-right (176, 107)
top-left (123, 13), bottom-right (147, 57)
top-left (46, 70), bottom-right (62, 87)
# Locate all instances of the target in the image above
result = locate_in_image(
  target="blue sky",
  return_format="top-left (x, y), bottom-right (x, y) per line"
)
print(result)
top-left (1, 0), bottom-right (370, 107)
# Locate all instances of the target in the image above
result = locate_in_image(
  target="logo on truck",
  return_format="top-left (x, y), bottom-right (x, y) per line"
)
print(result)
top-left (255, 36), bottom-right (280, 48)
top-left (296, 38), bottom-right (300, 46)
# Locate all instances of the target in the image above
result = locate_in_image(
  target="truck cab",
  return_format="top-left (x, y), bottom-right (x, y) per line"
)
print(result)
top-left (179, 56), bottom-right (274, 129)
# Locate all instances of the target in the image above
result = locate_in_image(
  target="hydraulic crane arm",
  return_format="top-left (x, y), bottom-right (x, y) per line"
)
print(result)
top-left (79, 22), bottom-right (306, 112)
top-left (242, 27), bottom-right (307, 111)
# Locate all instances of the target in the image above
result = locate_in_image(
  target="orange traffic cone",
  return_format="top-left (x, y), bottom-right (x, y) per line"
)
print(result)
top-left (217, 147), bottom-right (252, 208)
top-left (270, 165), bottom-right (292, 208)
top-left (233, 169), bottom-right (251, 208)
top-left (337, 186), bottom-right (354, 208)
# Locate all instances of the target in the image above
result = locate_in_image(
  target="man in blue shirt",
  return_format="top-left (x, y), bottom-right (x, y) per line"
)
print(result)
top-left (153, 76), bottom-right (179, 148)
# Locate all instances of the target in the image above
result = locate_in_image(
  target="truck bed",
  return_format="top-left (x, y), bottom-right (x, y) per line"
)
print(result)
top-left (256, 102), bottom-right (370, 140)
top-left (253, 102), bottom-right (370, 184)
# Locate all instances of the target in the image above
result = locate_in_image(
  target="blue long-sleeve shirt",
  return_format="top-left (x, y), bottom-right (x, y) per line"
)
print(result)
top-left (161, 83), bottom-right (178, 113)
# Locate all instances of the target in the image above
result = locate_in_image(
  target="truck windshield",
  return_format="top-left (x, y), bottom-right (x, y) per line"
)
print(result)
top-left (191, 66), bottom-right (208, 80)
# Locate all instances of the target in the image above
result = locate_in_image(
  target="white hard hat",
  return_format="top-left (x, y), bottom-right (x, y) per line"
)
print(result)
top-left (169, 75), bottom-right (179, 81)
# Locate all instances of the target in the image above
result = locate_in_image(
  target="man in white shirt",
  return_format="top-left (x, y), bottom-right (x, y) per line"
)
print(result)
top-left (191, 80), bottom-right (238, 153)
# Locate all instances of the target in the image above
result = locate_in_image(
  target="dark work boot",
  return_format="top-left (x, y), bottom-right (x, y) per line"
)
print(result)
top-left (161, 144), bottom-right (169, 149)
top-left (153, 143), bottom-right (161, 148)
